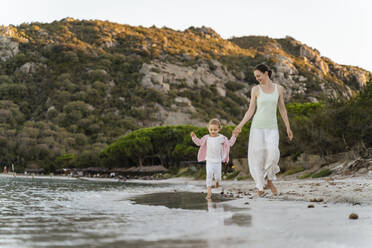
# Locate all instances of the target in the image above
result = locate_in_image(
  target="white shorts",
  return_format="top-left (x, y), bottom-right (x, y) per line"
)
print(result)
top-left (206, 161), bottom-right (222, 187)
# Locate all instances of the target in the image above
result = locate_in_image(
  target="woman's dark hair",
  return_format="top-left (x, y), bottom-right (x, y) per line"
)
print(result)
top-left (255, 64), bottom-right (272, 78)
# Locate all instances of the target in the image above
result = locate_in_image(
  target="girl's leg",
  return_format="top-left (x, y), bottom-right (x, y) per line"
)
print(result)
top-left (206, 186), bottom-right (212, 199)
top-left (206, 161), bottom-right (213, 199)
top-left (215, 162), bottom-right (222, 188)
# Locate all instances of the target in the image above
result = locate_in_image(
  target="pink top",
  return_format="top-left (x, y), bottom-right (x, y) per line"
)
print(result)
top-left (191, 134), bottom-right (237, 163)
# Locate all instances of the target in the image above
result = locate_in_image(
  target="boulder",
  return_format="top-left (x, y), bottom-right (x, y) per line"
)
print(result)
top-left (0, 36), bottom-right (19, 61)
top-left (19, 62), bottom-right (38, 74)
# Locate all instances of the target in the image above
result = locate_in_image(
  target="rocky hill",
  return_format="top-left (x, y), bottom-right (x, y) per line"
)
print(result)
top-left (0, 18), bottom-right (370, 169)
top-left (230, 36), bottom-right (369, 97)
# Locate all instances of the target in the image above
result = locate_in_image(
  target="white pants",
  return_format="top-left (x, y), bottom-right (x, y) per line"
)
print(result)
top-left (206, 161), bottom-right (222, 187)
top-left (248, 128), bottom-right (280, 191)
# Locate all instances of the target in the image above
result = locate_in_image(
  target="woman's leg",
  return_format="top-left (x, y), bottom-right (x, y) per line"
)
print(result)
top-left (267, 180), bottom-right (278, 195)
top-left (263, 130), bottom-right (280, 195)
top-left (248, 129), bottom-right (266, 192)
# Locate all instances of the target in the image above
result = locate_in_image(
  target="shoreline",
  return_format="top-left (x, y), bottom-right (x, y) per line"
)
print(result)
top-left (222, 176), bottom-right (372, 206)
top-left (2, 173), bottom-right (371, 205)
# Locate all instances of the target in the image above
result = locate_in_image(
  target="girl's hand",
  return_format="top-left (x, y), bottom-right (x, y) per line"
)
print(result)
top-left (232, 128), bottom-right (240, 137)
top-left (190, 131), bottom-right (196, 138)
top-left (287, 128), bottom-right (293, 141)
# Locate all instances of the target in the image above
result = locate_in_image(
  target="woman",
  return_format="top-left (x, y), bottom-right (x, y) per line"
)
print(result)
top-left (235, 64), bottom-right (293, 196)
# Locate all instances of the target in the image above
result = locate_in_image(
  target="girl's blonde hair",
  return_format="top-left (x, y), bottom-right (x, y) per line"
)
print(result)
top-left (208, 118), bottom-right (222, 129)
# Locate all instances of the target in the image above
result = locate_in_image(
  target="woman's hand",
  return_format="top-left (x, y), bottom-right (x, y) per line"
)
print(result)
top-left (287, 128), bottom-right (293, 141)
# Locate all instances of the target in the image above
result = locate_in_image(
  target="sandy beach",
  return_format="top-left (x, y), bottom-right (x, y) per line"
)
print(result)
top-left (223, 176), bottom-right (372, 205)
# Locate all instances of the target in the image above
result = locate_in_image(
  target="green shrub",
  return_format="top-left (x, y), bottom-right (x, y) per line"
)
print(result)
top-left (282, 166), bottom-right (305, 176)
top-left (224, 170), bottom-right (240, 180)
top-left (225, 81), bottom-right (245, 91)
top-left (311, 169), bottom-right (333, 178)
top-left (237, 175), bottom-right (250, 180)
top-left (299, 172), bottom-right (313, 179)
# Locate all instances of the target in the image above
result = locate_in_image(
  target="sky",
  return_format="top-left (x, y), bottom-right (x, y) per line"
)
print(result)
top-left (2, 0), bottom-right (371, 71)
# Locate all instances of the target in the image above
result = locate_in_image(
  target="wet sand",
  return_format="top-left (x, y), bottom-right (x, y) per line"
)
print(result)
top-left (139, 175), bottom-right (372, 206)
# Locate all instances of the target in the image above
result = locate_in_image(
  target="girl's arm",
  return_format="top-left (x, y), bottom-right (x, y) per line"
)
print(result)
top-left (227, 134), bottom-right (237, 147)
top-left (190, 132), bottom-right (202, 146)
top-left (277, 85), bottom-right (293, 141)
top-left (235, 86), bottom-right (258, 131)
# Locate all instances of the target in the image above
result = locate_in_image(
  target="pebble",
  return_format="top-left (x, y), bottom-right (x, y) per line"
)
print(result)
top-left (349, 213), bottom-right (358, 219)
top-left (307, 204), bottom-right (315, 208)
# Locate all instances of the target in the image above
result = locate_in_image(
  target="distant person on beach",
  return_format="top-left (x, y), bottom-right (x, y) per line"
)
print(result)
top-left (191, 118), bottom-right (240, 199)
top-left (234, 64), bottom-right (293, 197)
top-left (3, 166), bottom-right (7, 174)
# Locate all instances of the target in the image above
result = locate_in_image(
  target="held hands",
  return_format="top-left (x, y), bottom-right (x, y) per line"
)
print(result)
top-left (233, 127), bottom-right (242, 137)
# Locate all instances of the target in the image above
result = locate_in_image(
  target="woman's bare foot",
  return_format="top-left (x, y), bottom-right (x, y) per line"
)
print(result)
top-left (257, 190), bottom-right (265, 197)
top-left (267, 180), bottom-right (278, 196)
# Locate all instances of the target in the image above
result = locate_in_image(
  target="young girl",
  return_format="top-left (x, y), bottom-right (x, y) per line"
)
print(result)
top-left (191, 119), bottom-right (239, 199)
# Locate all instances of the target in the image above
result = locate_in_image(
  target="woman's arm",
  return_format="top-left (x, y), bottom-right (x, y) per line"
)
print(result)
top-left (277, 85), bottom-right (293, 141)
top-left (235, 86), bottom-right (258, 131)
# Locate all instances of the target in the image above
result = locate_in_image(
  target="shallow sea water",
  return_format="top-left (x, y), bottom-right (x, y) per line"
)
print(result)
top-left (1, 176), bottom-right (371, 248)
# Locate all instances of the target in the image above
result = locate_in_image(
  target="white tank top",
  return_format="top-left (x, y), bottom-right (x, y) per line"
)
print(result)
top-left (251, 84), bottom-right (279, 129)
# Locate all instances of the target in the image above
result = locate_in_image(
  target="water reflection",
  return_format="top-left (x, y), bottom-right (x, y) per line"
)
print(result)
top-left (224, 213), bottom-right (252, 226)
top-left (131, 191), bottom-right (234, 210)
top-left (132, 192), bottom-right (252, 227)
top-left (206, 198), bottom-right (252, 227)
